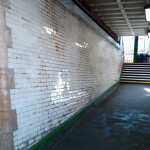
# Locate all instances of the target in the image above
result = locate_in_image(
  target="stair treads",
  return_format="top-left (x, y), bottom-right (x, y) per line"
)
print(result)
top-left (122, 71), bottom-right (150, 73)
top-left (121, 78), bottom-right (150, 81)
top-left (123, 69), bottom-right (150, 71)
top-left (122, 73), bottom-right (150, 76)
top-left (121, 63), bottom-right (150, 83)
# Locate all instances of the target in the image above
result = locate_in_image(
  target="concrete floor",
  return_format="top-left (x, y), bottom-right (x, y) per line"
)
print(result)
top-left (52, 84), bottom-right (150, 150)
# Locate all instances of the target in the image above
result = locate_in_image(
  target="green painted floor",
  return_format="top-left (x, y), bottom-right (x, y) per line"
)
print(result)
top-left (50, 84), bottom-right (150, 150)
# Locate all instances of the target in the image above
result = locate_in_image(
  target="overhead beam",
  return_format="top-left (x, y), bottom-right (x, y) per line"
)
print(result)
top-left (125, 6), bottom-right (145, 10)
top-left (131, 23), bottom-right (148, 25)
top-left (89, 2), bottom-right (117, 6)
top-left (133, 26), bottom-right (148, 28)
top-left (115, 30), bottom-right (131, 32)
top-left (113, 27), bottom-right (129, 29)
top-left (97, 11), bottom-right (144, 15)
top-left (97, 12), bottom-right (123, 16)
top-left (93, 6), bottom-right (143, 11)
top-left (114, 29), bottom-right (130, 31)
top-left (128, 15), bottom-right (145, 18)
top-left (98, 15), bottom-right (145, 19)
top-left (122, 0), bottom-right (144, 4)
top-left (104, 16), bottom-right (125, 19)
top-left (107, 19), bottom-right (146, 23)
top-left (88, 0), bottom-right (144, 6)
top-left (93, 8), bottom-right (120, 11)
top-left (107, 20), bottom-right (126, 23)
top-left (116, 0), bottom-right (134, 35)
top-left (129, 19), bottom-right (147, 22)
top-left (110, 24), bottom-right (129, 27)
top-left (109, 22), bottom-right (130, 25)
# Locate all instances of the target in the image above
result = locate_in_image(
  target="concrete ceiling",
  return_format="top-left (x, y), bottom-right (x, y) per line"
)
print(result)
top-left (83, 0), bottom-right (150, 36)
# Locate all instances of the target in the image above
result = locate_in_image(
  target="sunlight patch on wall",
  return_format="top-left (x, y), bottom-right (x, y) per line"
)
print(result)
top-left (75, 42), bottom-right (88, 48)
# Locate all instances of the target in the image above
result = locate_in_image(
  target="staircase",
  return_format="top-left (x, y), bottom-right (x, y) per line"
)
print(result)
top-left (121, 63), bottom-right (150, 83)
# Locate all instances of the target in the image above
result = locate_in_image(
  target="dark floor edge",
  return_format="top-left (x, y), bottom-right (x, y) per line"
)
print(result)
top-left (29, 81), bottom-right (120, 150)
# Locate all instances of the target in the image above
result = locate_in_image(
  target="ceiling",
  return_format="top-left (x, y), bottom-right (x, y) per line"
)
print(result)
top-left (82, 0), bottom-right (150, 36)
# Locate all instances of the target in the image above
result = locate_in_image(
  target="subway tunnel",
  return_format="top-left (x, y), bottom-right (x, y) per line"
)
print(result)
top-left (0, 0), bottom-right (150, 150)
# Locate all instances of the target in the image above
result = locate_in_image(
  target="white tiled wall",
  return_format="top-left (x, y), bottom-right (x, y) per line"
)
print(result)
top-left (5, 0), bottom-right (123, 149)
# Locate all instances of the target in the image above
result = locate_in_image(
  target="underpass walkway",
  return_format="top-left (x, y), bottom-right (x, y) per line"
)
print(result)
top-left (51, 84), bottom-right (150, 150)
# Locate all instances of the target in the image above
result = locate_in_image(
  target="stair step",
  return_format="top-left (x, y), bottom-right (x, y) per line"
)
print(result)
top-left (122, 74), bottom-right (150, 76)
top-left (124, 64), bottom-right (150, 65)
top-left (124, 65), bottom-right (150, 67)
top-left (123, 71), bottom-right (150, 73)
top-left (123, 69), bottom-right (150, 71)
top-left (124, 63), bottom-right (150, 65)
top-left (121, 78), bottom-right (150, 81)
top-left (121, 63), bottom-right (150, 84)
top-left (122, 77), bottom-right (150, 78)
top-left (124, 67), bottom-right (150, 69)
